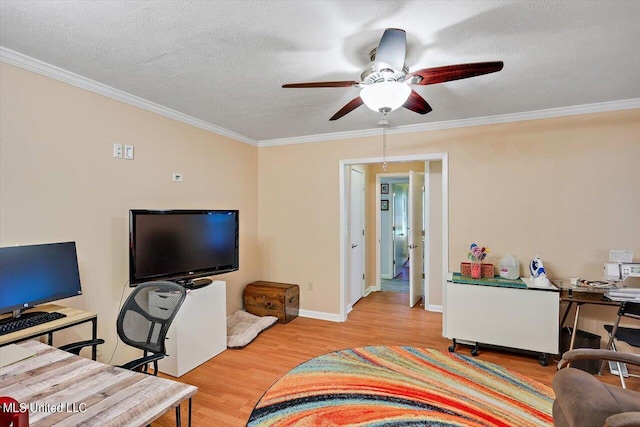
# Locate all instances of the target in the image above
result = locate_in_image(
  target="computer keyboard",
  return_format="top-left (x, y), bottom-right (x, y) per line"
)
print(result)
top-left (0, 311), bottom-right (67, 335)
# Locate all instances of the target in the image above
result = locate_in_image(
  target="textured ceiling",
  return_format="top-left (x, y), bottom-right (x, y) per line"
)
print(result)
top-left (1, 0), bottom-right (639, 143)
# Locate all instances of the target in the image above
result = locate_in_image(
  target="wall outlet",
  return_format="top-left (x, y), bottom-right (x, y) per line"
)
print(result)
top-left (113, 143), bottom-right (123, 158)
top-left (172, 173), bottom-right (184, 182)
top-left (307, 282), bottom-right (313, 291)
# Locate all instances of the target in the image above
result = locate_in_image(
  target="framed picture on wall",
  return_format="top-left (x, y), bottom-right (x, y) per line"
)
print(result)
top-left (381, 199), bottom-right (389, 211)
top-left (381, 183), bottom-right (389, 194)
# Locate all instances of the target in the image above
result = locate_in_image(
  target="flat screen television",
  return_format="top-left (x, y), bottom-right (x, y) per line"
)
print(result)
top-left (129, 209), bottom-right (239, 287)
top-left (0, 241), bottom-right (83, 316)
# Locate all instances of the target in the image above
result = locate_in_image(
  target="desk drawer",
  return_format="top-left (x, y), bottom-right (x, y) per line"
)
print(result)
top-left (149, 290), bottom-right (183, 319)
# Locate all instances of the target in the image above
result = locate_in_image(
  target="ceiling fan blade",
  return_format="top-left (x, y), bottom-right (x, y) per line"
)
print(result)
top-left (329, 96), bottom-right (363, 121)
top-left (375, 28), bottom-right (406, 73)
top-left (407, 61), bottom-right (504, 85)
top-left (403, 90), bottom-right (432, 115)
top-left (282, 81), bottom-right (359, 88)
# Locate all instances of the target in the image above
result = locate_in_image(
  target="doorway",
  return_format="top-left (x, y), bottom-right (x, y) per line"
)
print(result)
top-left (339, 153), bottom-right (449, 326)
top-left (380, 179), bottom-right (410, 294)
top-left (378, 170), bottom-right (425, 308)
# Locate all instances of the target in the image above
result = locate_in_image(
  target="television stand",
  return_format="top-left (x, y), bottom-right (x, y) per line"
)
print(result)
top-left (157, 280), bottom-right (226, 377)
top-left (183, 278), bottom-right (212, 289)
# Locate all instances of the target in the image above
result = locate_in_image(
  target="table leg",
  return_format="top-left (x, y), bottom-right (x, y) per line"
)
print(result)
top-left (188, 398), bottom-right (192, 427)
top-left (560, 301), bottom-right (573, 328)
top-left (569, 304), bottom-right (581, 351)
top-left (565, 303), bottom-right (582, 370)
top-left (91, 318), bottom-right (98, 361)
top-left (598, 305), bottom-right (624, 375)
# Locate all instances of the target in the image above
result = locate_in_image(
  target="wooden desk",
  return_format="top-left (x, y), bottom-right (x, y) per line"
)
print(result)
top-left (0, 340), bottom-right (197, 427)
top-left (0, 304), bottom-right (98, 360)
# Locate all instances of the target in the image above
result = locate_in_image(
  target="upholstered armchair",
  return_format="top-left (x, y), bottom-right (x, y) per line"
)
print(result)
top-left (553, 349), bottom-right (640, 427)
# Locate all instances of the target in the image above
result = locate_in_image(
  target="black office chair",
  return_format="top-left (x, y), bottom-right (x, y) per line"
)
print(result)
top-left (599, 301), bottom-right (640, 389)
top-left (60, 281), bottom-right (187, 375)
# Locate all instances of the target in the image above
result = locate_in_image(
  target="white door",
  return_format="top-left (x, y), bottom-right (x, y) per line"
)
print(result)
top-left (349, 167), bottom-right (365, 307)
top-left (408, 170), bottom-right (424, 307)
top-left (392, 183), bottom-right (408, 277)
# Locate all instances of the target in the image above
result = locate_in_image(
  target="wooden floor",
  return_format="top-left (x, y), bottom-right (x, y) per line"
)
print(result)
top-left (154, 291), bottom-right (639, 426)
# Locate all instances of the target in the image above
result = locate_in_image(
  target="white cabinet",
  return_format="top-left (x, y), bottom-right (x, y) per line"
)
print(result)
top-left (158, 280), bottom-right (227, 377)
top-left (149, 289), bottom-right (183, 319)
top-left (445, 279), bottom-right (559, 364)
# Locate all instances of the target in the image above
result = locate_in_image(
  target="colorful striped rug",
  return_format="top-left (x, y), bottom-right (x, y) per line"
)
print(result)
top-left (248, 346), bottom-right (554, 426)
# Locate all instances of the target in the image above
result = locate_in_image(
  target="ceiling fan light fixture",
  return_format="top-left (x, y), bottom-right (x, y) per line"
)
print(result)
top-left (360, 81), bottom-right (411, 113)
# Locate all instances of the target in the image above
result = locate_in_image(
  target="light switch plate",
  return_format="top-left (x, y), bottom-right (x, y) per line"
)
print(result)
top-left (124, 145), bottom-right (134, 160)
top-left (113, 143), bottom-right (123, 158)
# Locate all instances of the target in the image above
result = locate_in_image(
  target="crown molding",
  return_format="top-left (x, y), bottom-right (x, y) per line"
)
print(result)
top-left (3, 46), bottom-right (637, 149)
top-left (0, 47), bottom-right (259, 147)
top-left (258, 98), bottom-right (640, 147)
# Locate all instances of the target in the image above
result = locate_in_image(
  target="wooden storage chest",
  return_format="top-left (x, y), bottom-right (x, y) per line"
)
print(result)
top-left (243, 281), bottom-right (299, 323)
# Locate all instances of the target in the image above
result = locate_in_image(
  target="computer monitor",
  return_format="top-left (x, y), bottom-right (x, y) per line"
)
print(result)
top-left (0, 242), bottom-right (83, 316)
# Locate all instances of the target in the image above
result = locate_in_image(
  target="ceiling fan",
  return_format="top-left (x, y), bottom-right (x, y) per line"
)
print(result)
top-left (282, 28), bottom-right (504, 121)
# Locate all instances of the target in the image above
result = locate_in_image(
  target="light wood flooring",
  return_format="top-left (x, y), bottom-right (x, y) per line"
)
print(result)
top-left (154, 291), bottom-right (639, 426)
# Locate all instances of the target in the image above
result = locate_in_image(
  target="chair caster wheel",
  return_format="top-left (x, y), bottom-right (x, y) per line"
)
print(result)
top-left (470, 349), bottom-right (479, 357)
top-left (448, 345), bottom-right (455, 352)
top-left (539, 354), bottom-right (549, 366)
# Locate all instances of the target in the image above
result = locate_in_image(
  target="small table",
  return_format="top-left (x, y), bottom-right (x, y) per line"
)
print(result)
top-left (445, 273), bottom-right (560, 365)
top-left (0, 340), bottom-right (197, 426)
top-left (0, 304), bottom-right (98, 360)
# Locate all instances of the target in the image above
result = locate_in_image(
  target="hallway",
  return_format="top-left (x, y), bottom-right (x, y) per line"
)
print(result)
top-left (380, 262), bottom-right (409, 293)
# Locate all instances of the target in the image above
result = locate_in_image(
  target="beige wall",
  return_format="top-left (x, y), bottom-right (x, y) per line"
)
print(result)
top-left (2, 60), bottom-right (639, 356)
top-left (0, 63), bottom-right (260, 364)
top-left (258, 110), bottom-right (640, 334)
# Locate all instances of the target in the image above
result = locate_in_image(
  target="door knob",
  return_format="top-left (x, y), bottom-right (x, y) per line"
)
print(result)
top-left (409, 244), bottom-right (418, 249)
top-left (351, 244), bottom-right (358, 248)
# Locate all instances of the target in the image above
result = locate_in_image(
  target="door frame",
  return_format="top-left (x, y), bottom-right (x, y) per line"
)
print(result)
top-left (339, 153), bottom-right (449, 324)
top-left (347, 165), bottom-right (366, 313)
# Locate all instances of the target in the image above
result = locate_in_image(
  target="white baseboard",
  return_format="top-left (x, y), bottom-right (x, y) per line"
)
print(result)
top-left (298, 303), bottom-right (440, 321)
top-left (364, 286), bottom-right (377, 296)
top-left (426, 304), bottom-right (443, 313)
top-left (298, 309), bottom-right (342, 322)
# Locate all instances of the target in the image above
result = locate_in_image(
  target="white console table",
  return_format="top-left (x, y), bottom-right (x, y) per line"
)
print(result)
top-left (158, 280), bottom-right (227, 377)
top-left (445, 273), bottom-right (559, 365)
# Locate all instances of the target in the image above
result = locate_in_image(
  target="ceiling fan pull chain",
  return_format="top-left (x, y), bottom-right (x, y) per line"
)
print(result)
top-left (382, 112), bottom-right (388, 171)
